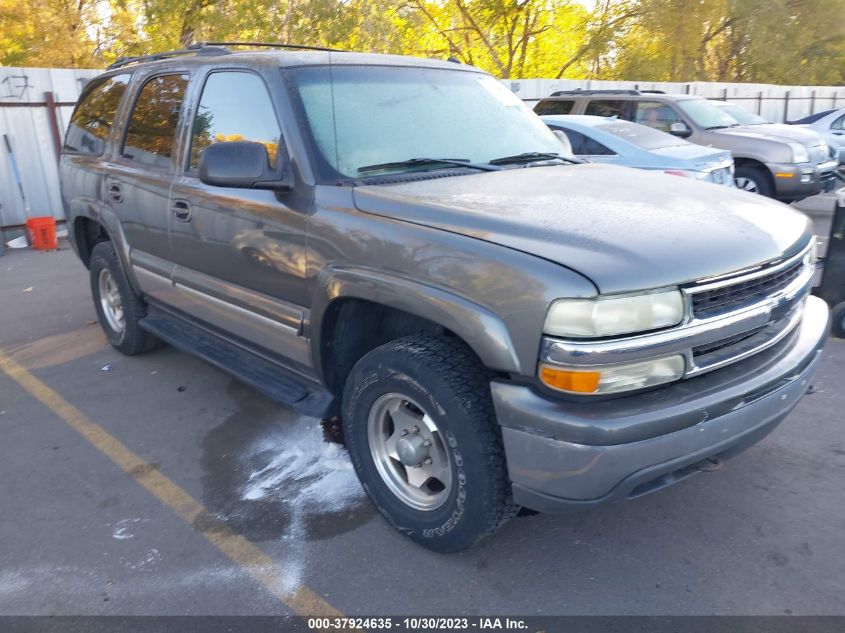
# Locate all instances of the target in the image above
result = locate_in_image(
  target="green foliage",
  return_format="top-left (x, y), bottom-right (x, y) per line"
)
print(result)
top-left (1, 0), bottom-right (842, 85)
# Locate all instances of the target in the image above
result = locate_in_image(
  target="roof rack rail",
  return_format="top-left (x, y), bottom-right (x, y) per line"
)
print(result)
top-left (107, 44), bottom-right (230, 70)
top-left (200, 41), bottom-right (348, 53)
top-left (640, 89), bottom-right (666, 94)
top-left (549, 89), bottom-right (641, 97)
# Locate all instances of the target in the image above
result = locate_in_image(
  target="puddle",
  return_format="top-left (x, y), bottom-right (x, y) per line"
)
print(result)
top-left (199, 381), bottom-right (374, 544)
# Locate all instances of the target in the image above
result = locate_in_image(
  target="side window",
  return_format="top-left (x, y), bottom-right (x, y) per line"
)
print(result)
top-left (584, 100), bottom-right (628, 118)
top-left (560, 129), bottom-right (614, 156)
top-left (534, 99), bottom-right (574, 115)
top-left (635, 101), bottom-right (683, 132)
top-left (64, 75), bottom-right (130, 156)
top-left (122, 74), bottom-right (188, 168)
top-left (832, 114), bottom-right (845, 131)
top-left (189, 72), bottom-right (282, 170)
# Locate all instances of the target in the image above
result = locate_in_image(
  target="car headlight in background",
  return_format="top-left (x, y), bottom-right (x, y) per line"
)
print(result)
top-left (788, 142), bottom-right (810, 164)
top-left (539, 355), bottom-right (686, 395)
top-left (543, 290), bottom-right (685, 338)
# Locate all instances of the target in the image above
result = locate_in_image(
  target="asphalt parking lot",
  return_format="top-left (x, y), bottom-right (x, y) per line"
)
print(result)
top-left (0, 195), bottom-right (843, 618)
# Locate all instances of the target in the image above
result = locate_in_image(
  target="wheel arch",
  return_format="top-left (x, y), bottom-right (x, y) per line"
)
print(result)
top-left (311, 268), bottom-right (523, 396)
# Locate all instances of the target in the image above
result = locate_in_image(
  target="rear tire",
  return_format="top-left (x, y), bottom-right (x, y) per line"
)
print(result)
top-left (89, 241), bottom-right (161, 355)
top-left (734, 165), bottom-right (773, 197)
top-left (342, 334), bottom-right (518, 552)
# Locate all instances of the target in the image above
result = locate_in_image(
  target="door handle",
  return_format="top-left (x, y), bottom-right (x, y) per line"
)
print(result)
top-left (108, 183), bottom-right (123, 202)
top-left (171, 200), bottom-right (192, 222)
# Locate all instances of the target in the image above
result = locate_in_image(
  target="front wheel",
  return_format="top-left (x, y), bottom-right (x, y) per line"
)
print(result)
top-left (831, 302), bottom-right (845, 339)
top-left (342, 335), bottom-right (518, 552)
top-left (734, 165), bottom-right (773, 197)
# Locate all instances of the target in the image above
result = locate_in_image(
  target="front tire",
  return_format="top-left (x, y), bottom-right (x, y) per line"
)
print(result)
top-left (831, 302), bottom-right (845, 339)
top-left (89, 241), bottom-right (161, 355)
top-left (342, 334), bottom-right (518, 553)
top-left (734, 165), bottom-right (773, 197)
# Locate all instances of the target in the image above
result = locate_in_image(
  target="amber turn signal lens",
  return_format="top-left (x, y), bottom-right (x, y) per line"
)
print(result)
top-left (539, 365), bottom-right (601, 393)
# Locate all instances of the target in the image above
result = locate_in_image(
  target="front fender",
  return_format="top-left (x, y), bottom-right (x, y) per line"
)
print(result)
top-left (310, 266), bottom-right (523, 381)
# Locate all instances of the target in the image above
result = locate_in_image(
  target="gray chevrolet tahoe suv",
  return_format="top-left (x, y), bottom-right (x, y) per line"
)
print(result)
top-left (61, 45), bottom-right (829, 552)
top-left (535, 90), bottom-right (839, 201)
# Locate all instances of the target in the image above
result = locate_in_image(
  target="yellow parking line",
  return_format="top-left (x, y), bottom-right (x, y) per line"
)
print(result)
top-left (0, 349), bottom-right (342, 618)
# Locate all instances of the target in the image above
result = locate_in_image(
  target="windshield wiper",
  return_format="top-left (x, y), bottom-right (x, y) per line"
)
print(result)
top-left (705, 123), bottom-right (742, 130)
top-left (358, 157), bottom-right (500, 173)
top-left (488, 152), bottom-right (581, 166)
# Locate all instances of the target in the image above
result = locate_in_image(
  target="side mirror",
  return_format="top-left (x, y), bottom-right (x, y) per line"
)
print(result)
top-left (552, 129), bottom-right (573, 156)
top-left (669, 122), bottom-right (693, 138)
top-left (199, 141), bottom-right (291, 191)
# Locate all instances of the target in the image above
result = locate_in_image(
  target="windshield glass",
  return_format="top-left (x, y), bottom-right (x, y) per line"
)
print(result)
top-left (718, 103), bottom-right (769, 125)
top-left (290, 64), bottom-right (562, 179)
top-left (677, 99), bottom-right (740, 129)
top-left (595, 120), bottom-right (687, 150)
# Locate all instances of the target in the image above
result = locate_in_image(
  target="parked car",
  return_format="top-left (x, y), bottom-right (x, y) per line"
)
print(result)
top-left (535, 90), bottom-right (838, 200)
top-left (788, 108), bottom-right (845, 164)
top-left (542, 114), bottom-right (734, 186)
top-left (61, 46), bottom-right (829, 552)
top-left (712, 100), bottom-right (842, 162)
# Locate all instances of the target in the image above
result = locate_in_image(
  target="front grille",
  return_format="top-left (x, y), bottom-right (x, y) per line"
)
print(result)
top-left (692, 259), bottom-right (804, 319)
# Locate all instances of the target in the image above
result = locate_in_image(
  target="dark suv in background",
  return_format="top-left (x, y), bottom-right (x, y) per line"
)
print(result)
top-left (535, 90), bottom-right (838, 201)
top-left (61, 45), bottom-right (829, 551)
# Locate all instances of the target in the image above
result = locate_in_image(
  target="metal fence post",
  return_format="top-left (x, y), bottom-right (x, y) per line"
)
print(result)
top-left (44, 91), bottom-right (62, 162)
top-left (757, 91), bottom-right (763, 115)
top-left (810, 89), bottom-right (816, 114)
top-left (783, 90), bottom-right (790, 123)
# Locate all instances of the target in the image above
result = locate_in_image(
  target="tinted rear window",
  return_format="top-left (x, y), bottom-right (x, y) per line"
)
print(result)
top-left (122, 74), bottom-right (189, 168)
top-left (584, 100), bottom-right (629, 117)
top-left (534, 100), bottom-right (574, 115)
top-left (64, 75), bottom-right (130, 156)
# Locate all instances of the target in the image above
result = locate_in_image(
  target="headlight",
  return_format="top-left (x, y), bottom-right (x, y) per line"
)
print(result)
top-left (544, 290), bottom-right (685, 338)
top-left (539, 355), bottom-right (686, 395)
top-left (789, 142), bottom-right (810, 163)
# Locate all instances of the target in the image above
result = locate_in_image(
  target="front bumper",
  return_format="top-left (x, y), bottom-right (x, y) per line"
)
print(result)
top-left (493, 295), bottom-right (830, 513)
top-left (767, 160), bottom-right (839, 200)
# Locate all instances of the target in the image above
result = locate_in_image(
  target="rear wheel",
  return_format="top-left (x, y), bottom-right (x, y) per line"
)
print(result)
top-left (342, 334), bottom-right (518, 552)
top-left (89, 241), bottom-right (161, 355)
top-left (734, 165), bottom-right (773, 197)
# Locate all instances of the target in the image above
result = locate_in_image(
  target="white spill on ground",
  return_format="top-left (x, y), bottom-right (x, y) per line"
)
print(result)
top-left (112, 518), bottom-right (149, 540)
top-left (241, 423), bottom-right (365, 595)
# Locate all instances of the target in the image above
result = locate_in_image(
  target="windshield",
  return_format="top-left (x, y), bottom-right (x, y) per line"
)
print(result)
top-left (677, 99), bottom-right (740, 129)
top-left (290, 64), bottom-right (563, 179)
top-left (595, 120), bottom-right (687, 150)
top-left (718, 103), bottom-right (769, 125)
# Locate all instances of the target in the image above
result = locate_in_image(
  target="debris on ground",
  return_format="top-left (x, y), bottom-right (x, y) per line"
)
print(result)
top-left (101, 365), bottom-right (113, 372)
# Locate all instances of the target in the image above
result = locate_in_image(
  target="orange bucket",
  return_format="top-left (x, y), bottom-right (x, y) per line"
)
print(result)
top-left (26, 216), bottom-right (58, 250)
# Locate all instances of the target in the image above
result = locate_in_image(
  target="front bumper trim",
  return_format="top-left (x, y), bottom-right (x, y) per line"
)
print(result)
top-left (494, 295), bottom-right (829, 510)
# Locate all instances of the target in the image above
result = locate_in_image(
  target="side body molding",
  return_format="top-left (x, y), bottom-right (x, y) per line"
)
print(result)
top-left (310, 267), bottom-right (523, 379)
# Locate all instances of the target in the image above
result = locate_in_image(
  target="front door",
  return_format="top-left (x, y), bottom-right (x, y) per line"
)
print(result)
top-left (166, 69), bottom-right (312, 370)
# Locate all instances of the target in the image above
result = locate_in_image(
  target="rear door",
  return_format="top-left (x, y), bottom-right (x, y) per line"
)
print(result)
top-left (105, 72), bottom-right (189, 301)
top-left (166, 68), bottom-right (312, 369)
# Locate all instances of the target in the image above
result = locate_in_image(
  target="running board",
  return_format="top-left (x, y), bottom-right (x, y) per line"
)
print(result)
top-left (139, 309), bottom-right (333, 418)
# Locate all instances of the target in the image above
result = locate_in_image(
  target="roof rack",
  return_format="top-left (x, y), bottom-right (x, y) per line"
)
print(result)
top-left (200, 41), bottom-right (348, 53)
top-left (639, 89), bottom-right (666, 94)
top-left (106, 40), bottom-right (345, 70)
top-left (107, 44), bottom-right (230, 70)
top-left (549, 89), bottom-right (641, 97)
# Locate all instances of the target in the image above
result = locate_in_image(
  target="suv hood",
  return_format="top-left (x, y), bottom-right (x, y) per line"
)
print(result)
top-left (716, 125), bottom-right (824, 146)
top-left (353, 164), bottom-right (812, 294)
